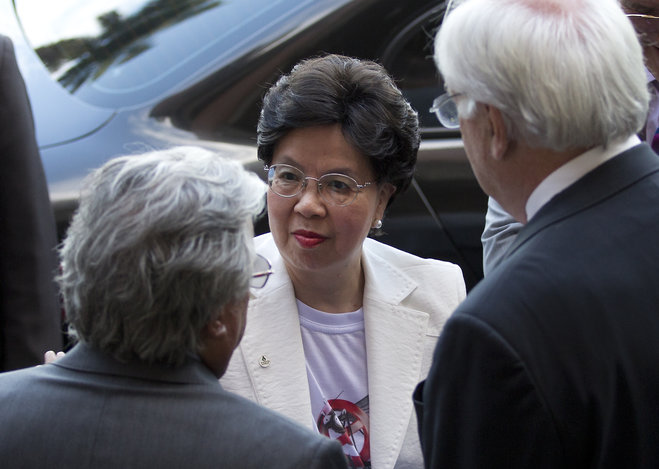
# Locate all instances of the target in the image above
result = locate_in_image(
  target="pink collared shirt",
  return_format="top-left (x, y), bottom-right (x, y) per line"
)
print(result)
top-left (645, 68), bottom-right (659, 145)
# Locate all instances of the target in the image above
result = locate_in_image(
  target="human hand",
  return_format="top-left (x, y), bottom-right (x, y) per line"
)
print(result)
top-left (44, 350), bottom-right (66, 364)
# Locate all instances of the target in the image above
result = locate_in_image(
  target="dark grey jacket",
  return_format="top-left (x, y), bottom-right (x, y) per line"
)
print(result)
top-left (0, 343), bottom-right (348, 469)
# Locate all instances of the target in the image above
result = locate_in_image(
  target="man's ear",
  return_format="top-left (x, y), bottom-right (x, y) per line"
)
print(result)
top-left (486, 105), bottom-right (509, 161)
top-left (198, 295), bottom-right (249, 378)
top-left (198, 315), bottom-right (231, 379)
top-left (204, 318), bottom-right (227, 338)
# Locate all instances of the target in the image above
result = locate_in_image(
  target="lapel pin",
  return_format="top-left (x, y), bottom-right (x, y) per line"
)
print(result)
top-left (259, 355), bottom-right (271, 368)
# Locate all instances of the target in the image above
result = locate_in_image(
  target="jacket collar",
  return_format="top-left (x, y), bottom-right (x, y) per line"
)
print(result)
top-left (361, 239), bottom-right (429, 468)
top-left (361, 237), bottom-right (418, 304)
top-left (246, 235), bottom-right (429, 468)
top-left (53, 343), bottom-right (219, 385)
top-left (508, 143), bottom-right (659, 258)
top-left (237, 246), bottom-right (313, 426)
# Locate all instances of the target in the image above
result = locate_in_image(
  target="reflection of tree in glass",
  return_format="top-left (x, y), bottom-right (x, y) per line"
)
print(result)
top-left (35, 0), bottom-right (221, 94)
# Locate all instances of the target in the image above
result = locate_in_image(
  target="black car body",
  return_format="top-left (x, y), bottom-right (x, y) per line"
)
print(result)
top-left (3, 0), bottom-right (486, 288)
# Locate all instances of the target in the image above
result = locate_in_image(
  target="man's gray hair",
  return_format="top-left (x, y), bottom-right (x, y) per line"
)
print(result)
top-left (58, 146), bottom-right (266, 366)
top-left (435, 0), bottom-right (649, 150)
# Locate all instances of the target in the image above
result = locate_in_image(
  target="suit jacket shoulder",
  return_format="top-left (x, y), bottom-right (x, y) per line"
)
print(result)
top-left (0, 344), bottom-right (348, 469)
top-left (419, 145), bottom-right (659, 468)
top-left (362, 236), bottom-right (465, 335)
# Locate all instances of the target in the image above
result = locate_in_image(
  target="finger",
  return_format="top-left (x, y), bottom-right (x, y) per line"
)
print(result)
top-left (44, 350), bottom-right (57, 364)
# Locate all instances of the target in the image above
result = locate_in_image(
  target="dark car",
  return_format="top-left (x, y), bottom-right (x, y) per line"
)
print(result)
top-left (4, 0), bottom-right (486, 288)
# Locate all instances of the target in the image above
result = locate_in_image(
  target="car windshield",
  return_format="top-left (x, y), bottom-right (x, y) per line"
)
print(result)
top-left (15, 0), bottom-right (322, 108)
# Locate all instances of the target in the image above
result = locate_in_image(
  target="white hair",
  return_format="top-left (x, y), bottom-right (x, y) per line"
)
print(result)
top-left (435, 0), bottom-right (649, 150)
top-left (58, 146), bottom-right (266, 366)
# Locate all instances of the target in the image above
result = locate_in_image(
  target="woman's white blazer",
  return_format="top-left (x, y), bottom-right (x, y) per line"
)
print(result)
top-left (221, 233), bottom-right (466, 468)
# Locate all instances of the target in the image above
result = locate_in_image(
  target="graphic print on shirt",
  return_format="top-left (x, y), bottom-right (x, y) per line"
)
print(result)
top-left (317, 396), bottom-right (370, 468)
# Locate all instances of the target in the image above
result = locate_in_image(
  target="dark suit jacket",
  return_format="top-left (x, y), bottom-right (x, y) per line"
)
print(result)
top-left (0, 34), bottom-right (62, 371)
top-left (0, 343), bottom-right (348, 468)
top-left (415, 143), bottom-right (659, 468)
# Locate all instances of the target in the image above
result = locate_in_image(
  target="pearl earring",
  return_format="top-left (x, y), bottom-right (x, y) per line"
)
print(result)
top-left (373, 219), bottom-right (383, 229)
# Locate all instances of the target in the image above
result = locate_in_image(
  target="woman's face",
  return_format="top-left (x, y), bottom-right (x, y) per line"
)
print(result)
top-left (267, 124), bottom-right (394, 280)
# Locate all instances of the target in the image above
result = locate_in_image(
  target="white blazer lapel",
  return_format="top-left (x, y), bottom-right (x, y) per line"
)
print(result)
top-left (362, 244), bottom-right (429, 469)
top-left (237, 245), bottom-right (315, 430)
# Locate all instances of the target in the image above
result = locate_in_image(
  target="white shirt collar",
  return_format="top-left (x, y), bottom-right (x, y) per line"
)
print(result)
top-left (525, 135), bottom-right (640, 221)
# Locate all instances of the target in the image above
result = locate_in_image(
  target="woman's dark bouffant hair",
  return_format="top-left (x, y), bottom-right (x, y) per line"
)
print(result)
top-left (257, 54), bottom-right (420, 208)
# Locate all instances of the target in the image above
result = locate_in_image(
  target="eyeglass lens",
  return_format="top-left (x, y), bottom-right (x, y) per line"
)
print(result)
top-left (250, 254), bottom-right (272, 289)
top-left (267, 164), bottom-right (361, 206)
top-left (430, 94), bottom-right (460, 129)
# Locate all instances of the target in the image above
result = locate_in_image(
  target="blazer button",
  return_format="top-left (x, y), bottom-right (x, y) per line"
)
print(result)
top-left (259, 355), bottom-right (271, 368)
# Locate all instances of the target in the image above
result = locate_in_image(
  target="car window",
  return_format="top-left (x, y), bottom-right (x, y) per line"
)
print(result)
top-left (383, 7), bottom-right (446, 131)
top-left (15, 0), bottom-right (330, 108)
top-left (389, 30), bottom-right (444, 130)
top-left (16, 0), bottom-right (450, 137)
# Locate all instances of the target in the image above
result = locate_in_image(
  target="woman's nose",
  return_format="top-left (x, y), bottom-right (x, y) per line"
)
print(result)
top-left (293, 179), bottom-right (327, 217)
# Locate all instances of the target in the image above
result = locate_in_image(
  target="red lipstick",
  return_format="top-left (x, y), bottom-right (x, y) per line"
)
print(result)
top-left (293, 230), bottom-right (327, 248)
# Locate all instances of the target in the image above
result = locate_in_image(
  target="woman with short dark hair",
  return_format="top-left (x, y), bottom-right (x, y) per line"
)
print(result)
top-left (221, 54), bottom-right (466, 468)
top-left (257, 53), bottom-right (419, 212)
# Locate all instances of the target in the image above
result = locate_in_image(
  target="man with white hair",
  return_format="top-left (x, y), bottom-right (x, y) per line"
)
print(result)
top-left (414, 0), bottom-right (659, 467)
top-left (482, 0), bottom-right (659, 275)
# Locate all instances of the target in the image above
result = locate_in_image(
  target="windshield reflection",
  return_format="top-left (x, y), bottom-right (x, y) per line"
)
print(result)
top-left (28, 0), bottom-right (221, 94)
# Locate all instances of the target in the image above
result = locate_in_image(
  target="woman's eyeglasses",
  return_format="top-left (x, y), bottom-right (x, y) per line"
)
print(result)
top-left (265, 164), bottom-right (373, 207)
top-left (250, 254), bottom-right (273, 289)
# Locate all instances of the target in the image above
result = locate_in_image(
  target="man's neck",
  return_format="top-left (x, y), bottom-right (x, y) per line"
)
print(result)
top-left (494, 144), bottom-right (589, 224)
top-left (524, 136), bottom-right (639, 221)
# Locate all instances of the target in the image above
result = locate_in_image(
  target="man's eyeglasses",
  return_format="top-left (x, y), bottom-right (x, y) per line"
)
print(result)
top-left (627, 14), bottom-right (659, 46)
top-left (265, 164), bottom-right (373, 207)
top-left (429, 92), bottom-right (462, 129)
top-left (250, 254), bottom-right (273, 289)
